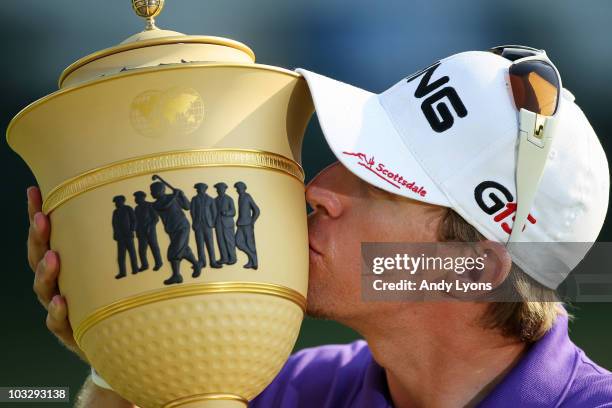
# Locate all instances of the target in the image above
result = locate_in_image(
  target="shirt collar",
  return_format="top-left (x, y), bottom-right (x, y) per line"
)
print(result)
top-left (358, 351), bottom-right (394, 408)
top-left (477, 314), bottom-right (578, 408)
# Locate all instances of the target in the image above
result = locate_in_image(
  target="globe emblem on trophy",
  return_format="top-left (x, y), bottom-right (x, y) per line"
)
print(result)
top-left (132, 0), bottom-right (165, 30)
top-left (132, 0), bottom-right (165, 19)
top-left (130, 87), bottom-right (205, 138)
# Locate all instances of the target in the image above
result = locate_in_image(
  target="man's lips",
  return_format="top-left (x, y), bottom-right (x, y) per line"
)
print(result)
top-left (307, 216), bottom-right (324, 257)
top-left (308, 238), bottom-right (324, 257)
top-left (309, 245), bottom-right (322, 256)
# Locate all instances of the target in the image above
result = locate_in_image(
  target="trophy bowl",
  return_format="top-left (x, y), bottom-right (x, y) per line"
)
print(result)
top-left (7, 3), bottom-right (313, 408)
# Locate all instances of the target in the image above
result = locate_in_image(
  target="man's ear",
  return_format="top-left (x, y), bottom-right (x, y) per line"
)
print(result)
top-left (465, 240), bottom-right (512, 289)
top-left (445, 240), bottom-right (512, 300)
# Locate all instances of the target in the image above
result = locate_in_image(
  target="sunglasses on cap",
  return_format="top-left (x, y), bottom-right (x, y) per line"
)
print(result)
top-left (489, 45), bottom-right (562, 243)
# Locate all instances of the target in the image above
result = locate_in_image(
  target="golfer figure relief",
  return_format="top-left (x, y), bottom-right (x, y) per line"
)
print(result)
top-left (111, 178), bottom-right (262, 284)
top-left (234, 182), bottom-right (260, 269)
top-left (190, 183), bottom-right (221, 269)
top-left (150, 175), bottom-right (202, 285)
top-left (112, 195), bottom-right (139, 279)
top-left (214, 182), bottom-right (237, 265)
top-left (133, 191), bottom-right (163, 272)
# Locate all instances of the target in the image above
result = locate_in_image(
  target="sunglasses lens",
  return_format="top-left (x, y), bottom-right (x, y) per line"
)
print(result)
top-left (490, 46), bottom-right (540, 62)
top-left (509, 60), bottom-right (560, 116)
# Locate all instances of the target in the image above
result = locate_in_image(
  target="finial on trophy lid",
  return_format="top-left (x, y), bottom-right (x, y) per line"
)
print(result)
top-left (132, 0), bottom-right (165, 31)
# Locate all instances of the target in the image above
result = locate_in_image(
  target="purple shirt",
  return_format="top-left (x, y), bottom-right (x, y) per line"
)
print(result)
top-left (251, 315), bottom-right (612, 407)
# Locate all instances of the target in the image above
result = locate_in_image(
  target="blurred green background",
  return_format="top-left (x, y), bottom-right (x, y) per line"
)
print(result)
top-left (1, 0), bottom-right (611, 405)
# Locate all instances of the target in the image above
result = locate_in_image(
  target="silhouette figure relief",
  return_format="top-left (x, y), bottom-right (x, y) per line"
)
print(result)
top-left (112, 195), bottom-right (139, 279)
top-left (111, 177), bottom-right (261, 286)
top-left (214, 182), bottom-right (237, 265)
top-left (150, 175), bottom-right (203, 285)
top-left (234, 182), bottom-right (260, 269)
top-left (133, 191), bottom-right (163, 272)
top-left (190, 183), bottom-right (221, 269)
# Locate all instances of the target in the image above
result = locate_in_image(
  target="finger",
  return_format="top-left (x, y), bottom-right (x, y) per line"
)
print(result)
top-left (46, 296), bottom-right (70, 338)
top-left (27, 186), bottom-right (43, 224)
top-left (27, 212), bottom-right (51, 272)
top-left (34, 251), bottom-right (60, 309)
top-left (47, 295), bottom-right (86, 361)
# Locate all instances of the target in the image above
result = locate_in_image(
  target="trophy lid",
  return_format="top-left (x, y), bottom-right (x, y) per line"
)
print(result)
top-left (59, 0), bottom-right (256, 88)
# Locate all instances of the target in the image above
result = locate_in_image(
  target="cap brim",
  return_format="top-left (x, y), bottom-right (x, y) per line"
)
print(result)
top-left (296, 69), bottom-right (450, 206)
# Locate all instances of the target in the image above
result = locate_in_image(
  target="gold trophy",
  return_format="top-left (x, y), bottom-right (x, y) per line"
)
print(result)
top-left (6, 2), bottom-right (313, 407)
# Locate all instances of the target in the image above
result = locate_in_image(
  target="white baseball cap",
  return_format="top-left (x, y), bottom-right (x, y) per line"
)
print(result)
top-left (296, 51), bottom-right (610, 288)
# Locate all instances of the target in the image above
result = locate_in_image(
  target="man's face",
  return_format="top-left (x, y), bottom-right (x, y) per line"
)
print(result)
top-left (305, 162), bottom-right (447, 324)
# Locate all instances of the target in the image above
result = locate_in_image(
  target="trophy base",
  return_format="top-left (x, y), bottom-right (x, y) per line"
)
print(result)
top-left (173, 402), bottom-right (246, 408)
top-left (165, 394), bottom-right (247, 408)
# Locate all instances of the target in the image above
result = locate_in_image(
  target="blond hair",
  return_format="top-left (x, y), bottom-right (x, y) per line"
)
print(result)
top-left (439, 209), bottom-right (564, 342)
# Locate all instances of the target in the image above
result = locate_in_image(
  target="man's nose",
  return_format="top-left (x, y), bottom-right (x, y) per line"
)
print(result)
top-left (305, 162), bottom-right (343, 219)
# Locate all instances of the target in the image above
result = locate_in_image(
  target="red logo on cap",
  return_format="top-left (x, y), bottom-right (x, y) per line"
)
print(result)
top-left (494, 202), bottom-right (537, 235)
top-left (475, 181), bottom-right (537, 235)
top-left (342, 151), bottom-right (427, 197)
